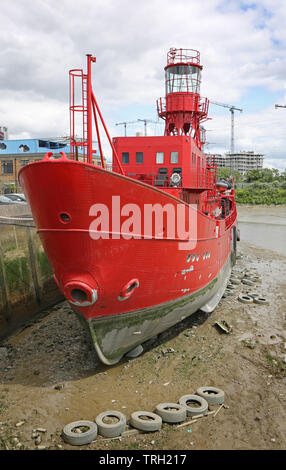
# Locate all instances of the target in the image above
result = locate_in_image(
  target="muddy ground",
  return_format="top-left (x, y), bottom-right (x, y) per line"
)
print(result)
top-left (0, 241), bottom-right (285, 451)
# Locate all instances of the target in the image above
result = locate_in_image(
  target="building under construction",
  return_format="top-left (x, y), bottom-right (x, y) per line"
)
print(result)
top-left (214, 151), bottom-right (264, 175)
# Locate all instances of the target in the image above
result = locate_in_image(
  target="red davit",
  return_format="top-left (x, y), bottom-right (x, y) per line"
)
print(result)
top-left (19, 49), bottom-right (238, 365)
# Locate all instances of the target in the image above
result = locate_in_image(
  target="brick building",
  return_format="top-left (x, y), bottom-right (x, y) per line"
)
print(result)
top-left (0, 138), bottom-right (106, 193)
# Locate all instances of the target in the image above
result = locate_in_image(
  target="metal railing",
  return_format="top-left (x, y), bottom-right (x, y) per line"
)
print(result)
top-left (225, 205), bottom-right (237, 229)
top-left (167, 48), bottom-right (200, 65)
top-left (157, 95), bottom-right (209, 120)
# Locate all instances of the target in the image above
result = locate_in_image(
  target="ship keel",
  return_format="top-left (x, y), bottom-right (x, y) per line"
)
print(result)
top-left (74, 254), bottom-right (232, 365)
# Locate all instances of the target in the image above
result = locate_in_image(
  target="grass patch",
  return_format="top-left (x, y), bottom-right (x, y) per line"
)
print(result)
top-left (37, 251), bottom-right (53, 277)
top-left (4, 256), bottom-right (30, 292)
top-left (265, 354), bottom-right (286, 377)
top-left (4, 243), bottom-right (17, 253)
top-left (0, 400), bottom-right (8, 412)
top-left (176, 355), bottom-right (198, 379)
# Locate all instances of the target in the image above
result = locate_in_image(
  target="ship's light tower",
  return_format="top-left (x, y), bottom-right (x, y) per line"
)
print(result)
top-left (157, 48), bottom-right (209, 149)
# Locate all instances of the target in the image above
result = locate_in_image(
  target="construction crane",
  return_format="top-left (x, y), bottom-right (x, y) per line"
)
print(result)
top-left (116, 118), bottom-right (160, 137)
top-left (210, 100), bottom-right (243, 154)
top-left (115, 121), bottom-right (138, 136)
top-left (137, 119), bottom-right (159, 136)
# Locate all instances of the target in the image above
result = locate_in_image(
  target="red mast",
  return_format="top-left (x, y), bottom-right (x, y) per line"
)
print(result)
top-left (69, 54), bottom-right (124, 173)
top-left (157, 48), bottom-right (209, 149)
top-left (86, 54), bottom-right (96, 163)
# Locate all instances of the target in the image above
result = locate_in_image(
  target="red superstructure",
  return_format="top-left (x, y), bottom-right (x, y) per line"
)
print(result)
top-left (19, 49), bottom-right (238, 365)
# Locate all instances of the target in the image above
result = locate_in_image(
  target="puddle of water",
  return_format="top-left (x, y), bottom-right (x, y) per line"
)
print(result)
top-left (237, 206), bottom-right (286, 256)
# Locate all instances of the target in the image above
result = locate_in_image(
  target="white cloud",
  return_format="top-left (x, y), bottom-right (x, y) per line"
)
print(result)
top-left (0, 0), bottom-right (285, 168)
top-left (206, 104), bottom-right (286, 170)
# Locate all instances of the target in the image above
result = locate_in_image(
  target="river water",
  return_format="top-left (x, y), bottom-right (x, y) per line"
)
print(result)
top-left (237, 205), bottom-right (286, 256)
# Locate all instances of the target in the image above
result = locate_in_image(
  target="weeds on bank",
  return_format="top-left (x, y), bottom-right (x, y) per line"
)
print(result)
top-left (265, 354), bottom-right (286, 378)
top-left (92, 424), bottom-right (177, 451)
top-left (0, 424), bottom-right (17, 451)
top-left (0, 395), bottom-right (8, 413)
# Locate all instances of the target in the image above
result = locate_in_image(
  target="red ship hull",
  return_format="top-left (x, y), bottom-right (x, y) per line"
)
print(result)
top-left (19, 155), bottom-right (236, 364)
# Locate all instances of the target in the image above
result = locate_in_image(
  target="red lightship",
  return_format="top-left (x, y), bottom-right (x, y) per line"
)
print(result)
top-left (19, 49), bottom-right (238, 365)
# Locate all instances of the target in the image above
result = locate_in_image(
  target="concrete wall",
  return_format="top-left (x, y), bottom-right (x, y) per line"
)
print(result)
top-left (0, 204), bottom-right (63, 340)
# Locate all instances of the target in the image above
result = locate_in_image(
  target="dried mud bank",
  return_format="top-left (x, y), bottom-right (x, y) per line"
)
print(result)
top-left (0, 241), bottom-right (285, 450)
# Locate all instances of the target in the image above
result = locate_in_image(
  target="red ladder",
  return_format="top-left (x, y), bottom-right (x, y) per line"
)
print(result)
top-left (69, 55), bottom-right (124, 174)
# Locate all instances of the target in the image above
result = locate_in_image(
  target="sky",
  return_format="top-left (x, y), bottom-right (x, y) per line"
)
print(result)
top-left (0, 0), bottom-right (286, 170)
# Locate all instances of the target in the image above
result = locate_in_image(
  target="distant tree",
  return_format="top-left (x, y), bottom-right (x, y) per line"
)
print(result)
top-left (217, 167), bottom-right (232, 180)
top-left (271, 168), bottom-right (280, 179)
top-left (245, 169), bottom-right (261, 182)
top-left (245, 168), bottom-right (277, 183)
top-left (217, 167), bottom-right (242, 182)
top-left (260, 168), bottom-right (275, 182)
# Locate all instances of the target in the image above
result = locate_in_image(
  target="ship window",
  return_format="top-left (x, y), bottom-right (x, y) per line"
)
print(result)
top-left (171, 151), bottom-right (178, 164)
top-left (122, 152), bottom-right (129, 164)
top-left (136, 152), bottom-right (143, 164)
top-left (166, 65), bottom-right (201, 94)
top-left (182, 191), bottom-right (189, 203)
top-left (1, 160), bottom-right (13, 174)
top-left (156, 152), bottom-right (164, 164)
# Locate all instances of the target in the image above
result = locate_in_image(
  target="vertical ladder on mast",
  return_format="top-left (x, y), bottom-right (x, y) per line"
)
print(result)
top-left (82, 72), bottom-right (88, 162)
top-left (69, 54), bottom-right (124, 173)
top-left (69, 68), bottom-right (89, 162)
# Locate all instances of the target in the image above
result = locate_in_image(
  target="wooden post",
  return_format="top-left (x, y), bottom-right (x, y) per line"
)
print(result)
top-left (0, 240), bottom-right (11, 321)
top-left (26, 227), bottom-right (41, 304)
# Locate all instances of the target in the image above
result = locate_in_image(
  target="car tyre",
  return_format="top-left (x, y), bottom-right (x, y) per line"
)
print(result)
top-left (154, 403), bottom-right (187, 423)
top-left (196, 386), bottom-right (225, 405)
top-left (95, 410), bottom-right (126, 438)
top-left (178, 394), bottom-right (208, 417)
top-left (130, 411), bottom-right (162, 432)
top-left (62, 420), bottom-right (97, 445)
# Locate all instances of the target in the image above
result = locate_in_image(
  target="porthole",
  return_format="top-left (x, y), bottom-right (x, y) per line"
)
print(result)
top-left (59, 212), bottom-right (71, 224)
